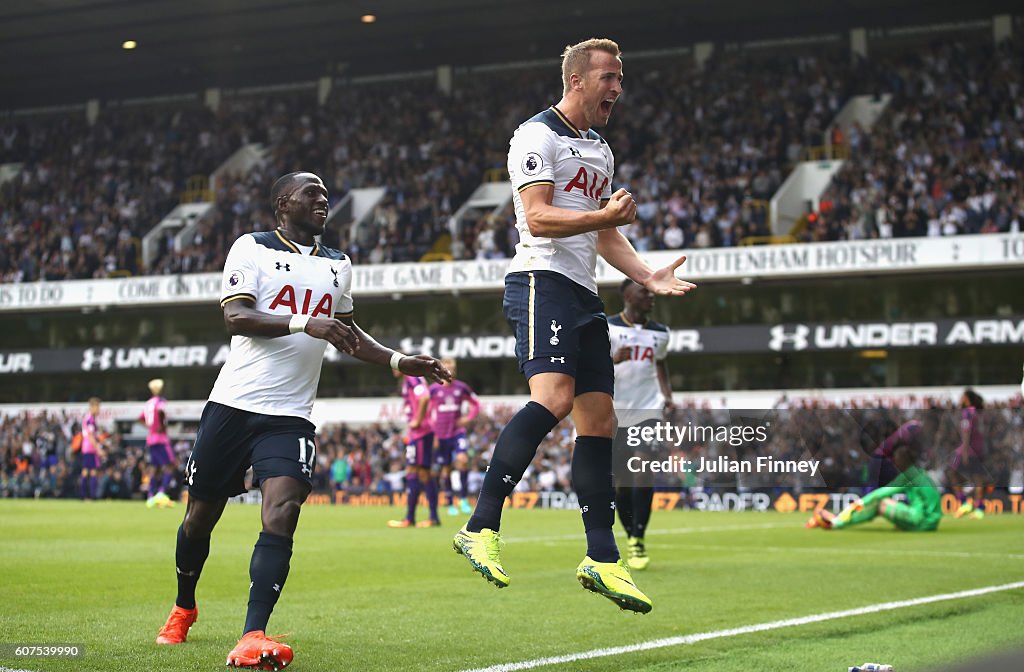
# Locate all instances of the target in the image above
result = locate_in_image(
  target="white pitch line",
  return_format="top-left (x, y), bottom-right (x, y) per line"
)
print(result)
top-left (509, 522), bottom-right (787, 544)
top-left (459, 580), bottom-right (1024, 672)
top-left (1, 667), bottom-right (36, 672)
top-left (656, 542), bottom-right (1024, 562)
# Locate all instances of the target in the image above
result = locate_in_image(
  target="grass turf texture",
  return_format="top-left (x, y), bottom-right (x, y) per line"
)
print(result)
top-left (1, 501), bottom-right (1022, 672)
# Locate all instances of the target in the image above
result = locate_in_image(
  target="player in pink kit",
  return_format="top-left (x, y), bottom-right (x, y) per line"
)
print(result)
top-left (950, 388), bottom-right (988, 519)
top-left (142, 378), bottom-right (177, 508)
top-left (428, 359), bottom-right (480, 516)
top-left (387, 371), bottom-right (440, 528)
top-left (80, 396), bottom-right (105, 500)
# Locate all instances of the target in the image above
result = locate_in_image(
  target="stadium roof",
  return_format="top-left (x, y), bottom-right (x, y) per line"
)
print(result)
top-left (2, 0), bottom-right (1019, 109)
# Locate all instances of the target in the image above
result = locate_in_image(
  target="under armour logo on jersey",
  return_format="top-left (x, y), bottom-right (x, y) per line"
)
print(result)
top-left (568, 147), bottom-right (581, 157)
top-left (549, 320), bottom-right (562, 345)
top-left (330, 266), bottom-right (339, 287)
top-left (273, 584), bottom-right (281, 593)
top-left (276, 262), bottom-right (291, 271)
top-left (768, 324), bottom-right (811, 351)
top-left (550, 356), bottom-right (565, 363)
top-left (502, 474), bottom-right (517, 486)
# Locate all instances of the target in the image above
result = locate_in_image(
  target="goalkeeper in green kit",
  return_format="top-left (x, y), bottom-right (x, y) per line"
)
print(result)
top-left (806, 420), bottom-right (942, 532)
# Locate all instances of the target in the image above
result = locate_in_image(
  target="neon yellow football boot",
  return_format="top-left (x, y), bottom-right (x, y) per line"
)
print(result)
top-left (576, 556), bottom-right (653, 614)
top-left (626, 537), bottom-right (650, 571)
top-left (954, 500), bottom-right (974, 518)
top-left (453, 526), bottom-right (510, 588)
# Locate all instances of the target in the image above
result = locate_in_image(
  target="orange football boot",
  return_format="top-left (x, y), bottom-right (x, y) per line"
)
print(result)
top-left (386, 518), bottom-right (414, 528)
top-left (226, 630), bottom-right (293, 670)
top-left (155, 605), bottom-right (198, 644)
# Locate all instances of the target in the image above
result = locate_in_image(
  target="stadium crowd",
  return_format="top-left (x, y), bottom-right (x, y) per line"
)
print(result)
top-left (1, 104), bottom-right (250, 282)
top-left (3, 394), bottom-right (1021, 501)
top-left (0, 411), bottom-right (187, 500)
top-left (812, 38), bottom-right (1024, 241)
top-left (3, 34), bottom-right (1020, 283)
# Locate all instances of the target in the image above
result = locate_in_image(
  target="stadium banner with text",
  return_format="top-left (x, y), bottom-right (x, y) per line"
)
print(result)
top-left (611, 408), bottom-right (1019, 488)
top-left (261, 489), bottom-right (1024, 514)
top-left (2, 233), bottom-right (1022, 311)
top-left (398, 316), bottom-right (1024, 356)
top-left (3, 315), bottom-right (1021, 375)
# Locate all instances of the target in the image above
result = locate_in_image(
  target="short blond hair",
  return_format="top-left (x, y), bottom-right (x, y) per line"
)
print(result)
top-left (561, 38), bottom-right (621, 94)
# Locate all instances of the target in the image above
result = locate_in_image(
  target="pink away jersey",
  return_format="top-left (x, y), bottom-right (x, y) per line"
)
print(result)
top-left (141, 396), bottom-right (169, 446)
top-left (81, 413), bottom-right (99, 454)
top-left (403, 376), bottom-right (432, 441)
top-left (428, 380), bottom-right (480, 439)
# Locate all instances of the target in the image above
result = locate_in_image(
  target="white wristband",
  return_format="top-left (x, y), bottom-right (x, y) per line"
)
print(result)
top-left (389, 351), bottom-right (406, 370)
top-left (289, 313), bottom-right (311, 335)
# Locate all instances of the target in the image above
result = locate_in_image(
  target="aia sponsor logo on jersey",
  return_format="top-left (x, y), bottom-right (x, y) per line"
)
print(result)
top-left (269, 285), bottom-right (333, 316)
top-left (621, 345), bottom-right (655, 362)
top-left (564, 166), bottom-right (608, 201)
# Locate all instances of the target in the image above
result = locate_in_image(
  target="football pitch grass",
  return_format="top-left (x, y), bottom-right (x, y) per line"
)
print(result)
top-left (1, 500), bottom-right (1023, 672)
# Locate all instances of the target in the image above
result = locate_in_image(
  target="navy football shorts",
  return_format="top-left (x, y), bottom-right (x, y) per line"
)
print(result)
top-left (503, 270), bottom-right (614, 397)
top-left (183, 401), bottom-right (317, 500)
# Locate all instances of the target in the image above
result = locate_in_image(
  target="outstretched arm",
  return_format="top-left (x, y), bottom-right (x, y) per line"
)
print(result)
top-left (597, 228), bottom-right (697, 296)
top-left (223, 300), bottom-right (449, 383)
top-left (339, 317), bottom-right (451, 385)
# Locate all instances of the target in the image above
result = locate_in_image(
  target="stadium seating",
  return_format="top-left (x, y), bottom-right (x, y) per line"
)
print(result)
top-left (2, 36), bottom-right (1020, 282)
top-left (813, 38), bottom-right (1023, 240)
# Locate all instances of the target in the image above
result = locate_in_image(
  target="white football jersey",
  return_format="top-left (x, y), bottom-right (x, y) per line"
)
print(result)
top-left (608, 313), bottom-right (669, 413)
top-left (506, 106), bottom-right (615, 293)
top-left (209, 230), bottom-right (353, 419)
